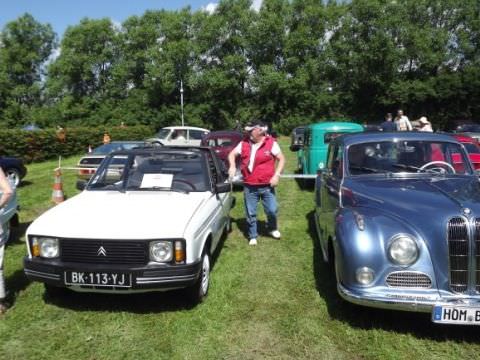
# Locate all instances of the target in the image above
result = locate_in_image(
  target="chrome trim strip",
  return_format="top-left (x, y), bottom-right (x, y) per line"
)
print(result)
top-left (136, 274), bottom-right (197, 284)
top-left (24, 269), bottom-right (61, 280)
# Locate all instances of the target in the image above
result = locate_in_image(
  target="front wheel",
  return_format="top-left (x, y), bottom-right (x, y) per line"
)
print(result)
top-left (186, 250), bottom-right (211, 304)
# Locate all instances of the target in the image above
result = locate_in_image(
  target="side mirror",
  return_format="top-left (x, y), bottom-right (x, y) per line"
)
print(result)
top-left (76, 180), bottom-right (86, 191)
top-left (216, 182), bottom-right (232, 193)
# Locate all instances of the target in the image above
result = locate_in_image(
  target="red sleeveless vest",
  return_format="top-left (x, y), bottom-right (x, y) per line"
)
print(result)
top-left (240, 136), bottom-right (276, 185)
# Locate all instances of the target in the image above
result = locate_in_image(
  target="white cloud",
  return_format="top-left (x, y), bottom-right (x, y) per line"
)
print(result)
top-left (251, 0), bottom-right (263, 11)
top-left (202, 3), bottom-right (218, 14)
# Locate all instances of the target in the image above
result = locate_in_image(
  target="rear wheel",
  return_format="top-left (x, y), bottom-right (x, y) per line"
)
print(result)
top-left (187, 250), bottom-right (210, 304)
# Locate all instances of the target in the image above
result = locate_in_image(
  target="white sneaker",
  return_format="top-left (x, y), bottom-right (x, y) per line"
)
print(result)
top-left (269, 230), bottom-right (281, 239)
top-left (249, 238), bottom-right (257, 246)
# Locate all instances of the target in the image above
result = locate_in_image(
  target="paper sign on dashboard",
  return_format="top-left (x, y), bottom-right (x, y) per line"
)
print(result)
top-left (140, 173), bottom-right (173, 188)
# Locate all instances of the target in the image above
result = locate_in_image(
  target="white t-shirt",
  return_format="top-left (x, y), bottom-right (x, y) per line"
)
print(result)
top-left (233, 138), bottom-right (281, 172)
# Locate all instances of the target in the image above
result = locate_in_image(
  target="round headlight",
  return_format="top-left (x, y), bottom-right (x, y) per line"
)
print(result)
top-left (388, 234), bottom-right (418, 265)
top-left (356, 267), bottom-right (375, 286)
top-left (39, 238), bottom-right (59, 258)
top-left (150, 241), bottom-right (173, 262)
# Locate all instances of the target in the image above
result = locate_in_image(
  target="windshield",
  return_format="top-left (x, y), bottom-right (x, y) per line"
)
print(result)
top-left (347, 140), bottom-right (473, 176)
top-left (87, 152), bottom-right (209, 192)
top-left (155, 129), bottom-right (172, 140)
top-left (92, 142), bottom-right (143, 154)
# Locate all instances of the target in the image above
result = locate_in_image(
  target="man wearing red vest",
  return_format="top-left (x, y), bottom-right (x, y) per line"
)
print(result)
top-left (228, 120), bottom-right (285, 246)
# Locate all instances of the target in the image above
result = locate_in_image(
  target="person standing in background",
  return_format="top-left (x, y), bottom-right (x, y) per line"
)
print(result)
top-left (103, 132), bottom-right (111, 144)
top-left (0, 168), bottom-right (13, 314)
top-left (380, 113), bottom-right (396, 132)
top-left (418, 116), bottom-right (433, 132)
top-left (228, 120), bottom-right (285, 246)
top-left (394, 109), bottom-right (412, 131)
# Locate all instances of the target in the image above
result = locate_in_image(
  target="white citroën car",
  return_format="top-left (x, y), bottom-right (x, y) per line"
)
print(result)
top-left (24, 146), bottom-right (234, 304)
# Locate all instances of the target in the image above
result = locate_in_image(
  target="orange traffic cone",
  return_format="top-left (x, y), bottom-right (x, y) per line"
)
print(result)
top-left (52, 168), bottom-right (65, 204)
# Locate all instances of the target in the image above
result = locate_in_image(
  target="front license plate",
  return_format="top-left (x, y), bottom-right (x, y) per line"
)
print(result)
top-left (64, 271), bottom-right (132, 288)
top-left (432, 305), bottom-right (480, 325)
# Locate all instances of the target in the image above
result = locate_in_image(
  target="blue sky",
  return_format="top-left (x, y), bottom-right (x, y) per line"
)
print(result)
top-left (0, 0), bottom-right (223, 38)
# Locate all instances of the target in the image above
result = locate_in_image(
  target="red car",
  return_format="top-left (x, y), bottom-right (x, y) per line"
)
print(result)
top-left (201, 130), bottom-right (244, 183)
top-left (452, 134), bottom-right (480, 170)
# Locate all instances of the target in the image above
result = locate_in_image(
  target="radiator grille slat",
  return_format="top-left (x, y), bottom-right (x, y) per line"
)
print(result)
top-left (447, 217), bottom-right (469, 293)
top-left (61, 239), bottom-right (148, 265)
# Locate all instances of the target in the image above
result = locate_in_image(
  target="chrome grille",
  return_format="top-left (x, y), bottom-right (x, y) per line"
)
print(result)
top-left (386, 271), bottom-right (432, 288)
top-left (476, 219), bottom-right (480, 292)
top-left (61, 239), bottom-right (148, 265)
top-left (448, 217), bottom-right (469, 293)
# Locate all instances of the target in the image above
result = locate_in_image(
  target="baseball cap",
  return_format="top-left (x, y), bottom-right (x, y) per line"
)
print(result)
top-left (244, 120), bottom-right (268, 132)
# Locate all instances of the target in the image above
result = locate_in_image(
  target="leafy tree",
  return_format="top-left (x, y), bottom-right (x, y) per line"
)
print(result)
top-left (0, 13), bottom-right (56, 126)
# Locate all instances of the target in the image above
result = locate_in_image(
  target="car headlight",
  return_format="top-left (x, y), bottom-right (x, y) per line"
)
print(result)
top-left (150, 241), bottom-right (173, 262)
top-left (388, 234), bottom-right (419, 265)
top-left (32, 237), bottom-right (60, 258)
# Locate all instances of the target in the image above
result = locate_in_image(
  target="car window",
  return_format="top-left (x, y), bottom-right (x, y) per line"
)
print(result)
top-left (463, 143), bottom-right (480, 154)
top-left (346, 141), bottom-right (472, 176)
top-left (155, 129), bottom-right (171, 139)
top-left (190, 130), bottom-right (207, 140)
top-left (88, 152), bottom-right (209, 192)
top-left (327, 143), bottom-right (343, 178)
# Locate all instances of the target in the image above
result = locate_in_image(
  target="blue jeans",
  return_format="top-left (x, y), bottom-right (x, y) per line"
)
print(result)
top-left (243, 185), bottom-right (278, 239)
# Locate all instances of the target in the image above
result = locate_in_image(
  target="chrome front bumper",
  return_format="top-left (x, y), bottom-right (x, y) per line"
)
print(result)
top-left (338, 283), bottom-right (480, 313)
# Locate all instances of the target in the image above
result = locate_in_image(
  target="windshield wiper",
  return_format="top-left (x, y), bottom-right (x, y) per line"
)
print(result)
top-left (349, 165), bottom-right (380, 173)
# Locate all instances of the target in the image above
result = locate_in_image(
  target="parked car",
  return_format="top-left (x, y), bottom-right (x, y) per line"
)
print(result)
top-left (146, 126), bottom-right (210, 147)
top-left (292, 121), bottom-right (363, 178)
top-left (314, 131), bottom-right (480, 325)
top-left (0, 156), bottom-right (27, 187)
top-left (451, 134), bottom-right (480, 170)
top-left (1, 180), bottom-right (19, 243)
top-left (454, 123), bottom-right (480, 141)
top-left (289, 126), bottom-right (305, 151)
top-left (24, 146), bottom-right (234, 304)
top-left (77, 141), bottom-right (146, 184)
top-left (200, 130), bottom-right (243, 184)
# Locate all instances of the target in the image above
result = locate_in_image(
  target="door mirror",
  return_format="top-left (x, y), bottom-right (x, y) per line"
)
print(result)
top-left (216, 182), bottom-right (232, 193)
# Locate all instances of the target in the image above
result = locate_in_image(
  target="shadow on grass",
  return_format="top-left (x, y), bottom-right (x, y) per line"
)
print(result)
top-left (306, 210), bottom-right (480, 342)
top-left (41, 228), bottom-right (231, 314)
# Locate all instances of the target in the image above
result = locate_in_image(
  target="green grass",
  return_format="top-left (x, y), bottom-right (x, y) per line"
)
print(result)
top-left (2, 140), bottom-right (480, 359)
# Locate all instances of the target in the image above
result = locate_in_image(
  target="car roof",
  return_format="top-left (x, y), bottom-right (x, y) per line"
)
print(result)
top-left (307, 121), bottom-right (363, 131)
top-left (108, 145), bottom-right (212, 157)
top-left (338, 131), bottom-right (462, 146)
top-left (161, 126), bottom-right (210, 132)
top-left (202, 130), bottom-right (243, 138)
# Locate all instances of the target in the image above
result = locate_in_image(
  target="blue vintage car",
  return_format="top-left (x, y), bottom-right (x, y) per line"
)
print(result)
top-left (315, 131), bottom-right (480, 325)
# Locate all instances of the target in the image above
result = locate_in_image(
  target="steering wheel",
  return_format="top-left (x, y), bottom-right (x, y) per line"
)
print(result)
top-left (172, 179), bottom-right (196, 190)
top-left (419, 161), bottom-right (456, 174)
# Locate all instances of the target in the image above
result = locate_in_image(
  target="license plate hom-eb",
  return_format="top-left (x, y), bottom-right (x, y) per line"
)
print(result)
top-left (432, 305), bottom-right (480, 325)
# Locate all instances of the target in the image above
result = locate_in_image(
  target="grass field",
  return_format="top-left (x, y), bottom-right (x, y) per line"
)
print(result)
top-left (2, 138), bottom-right (480, 359)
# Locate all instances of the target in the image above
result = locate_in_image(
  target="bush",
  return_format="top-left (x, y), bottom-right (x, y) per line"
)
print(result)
top-left (0, 125), bottom-right (155, 163)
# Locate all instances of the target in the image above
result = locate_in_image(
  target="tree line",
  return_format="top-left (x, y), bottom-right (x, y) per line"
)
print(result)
top-left (0, 0), bottom-right (479, 134)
